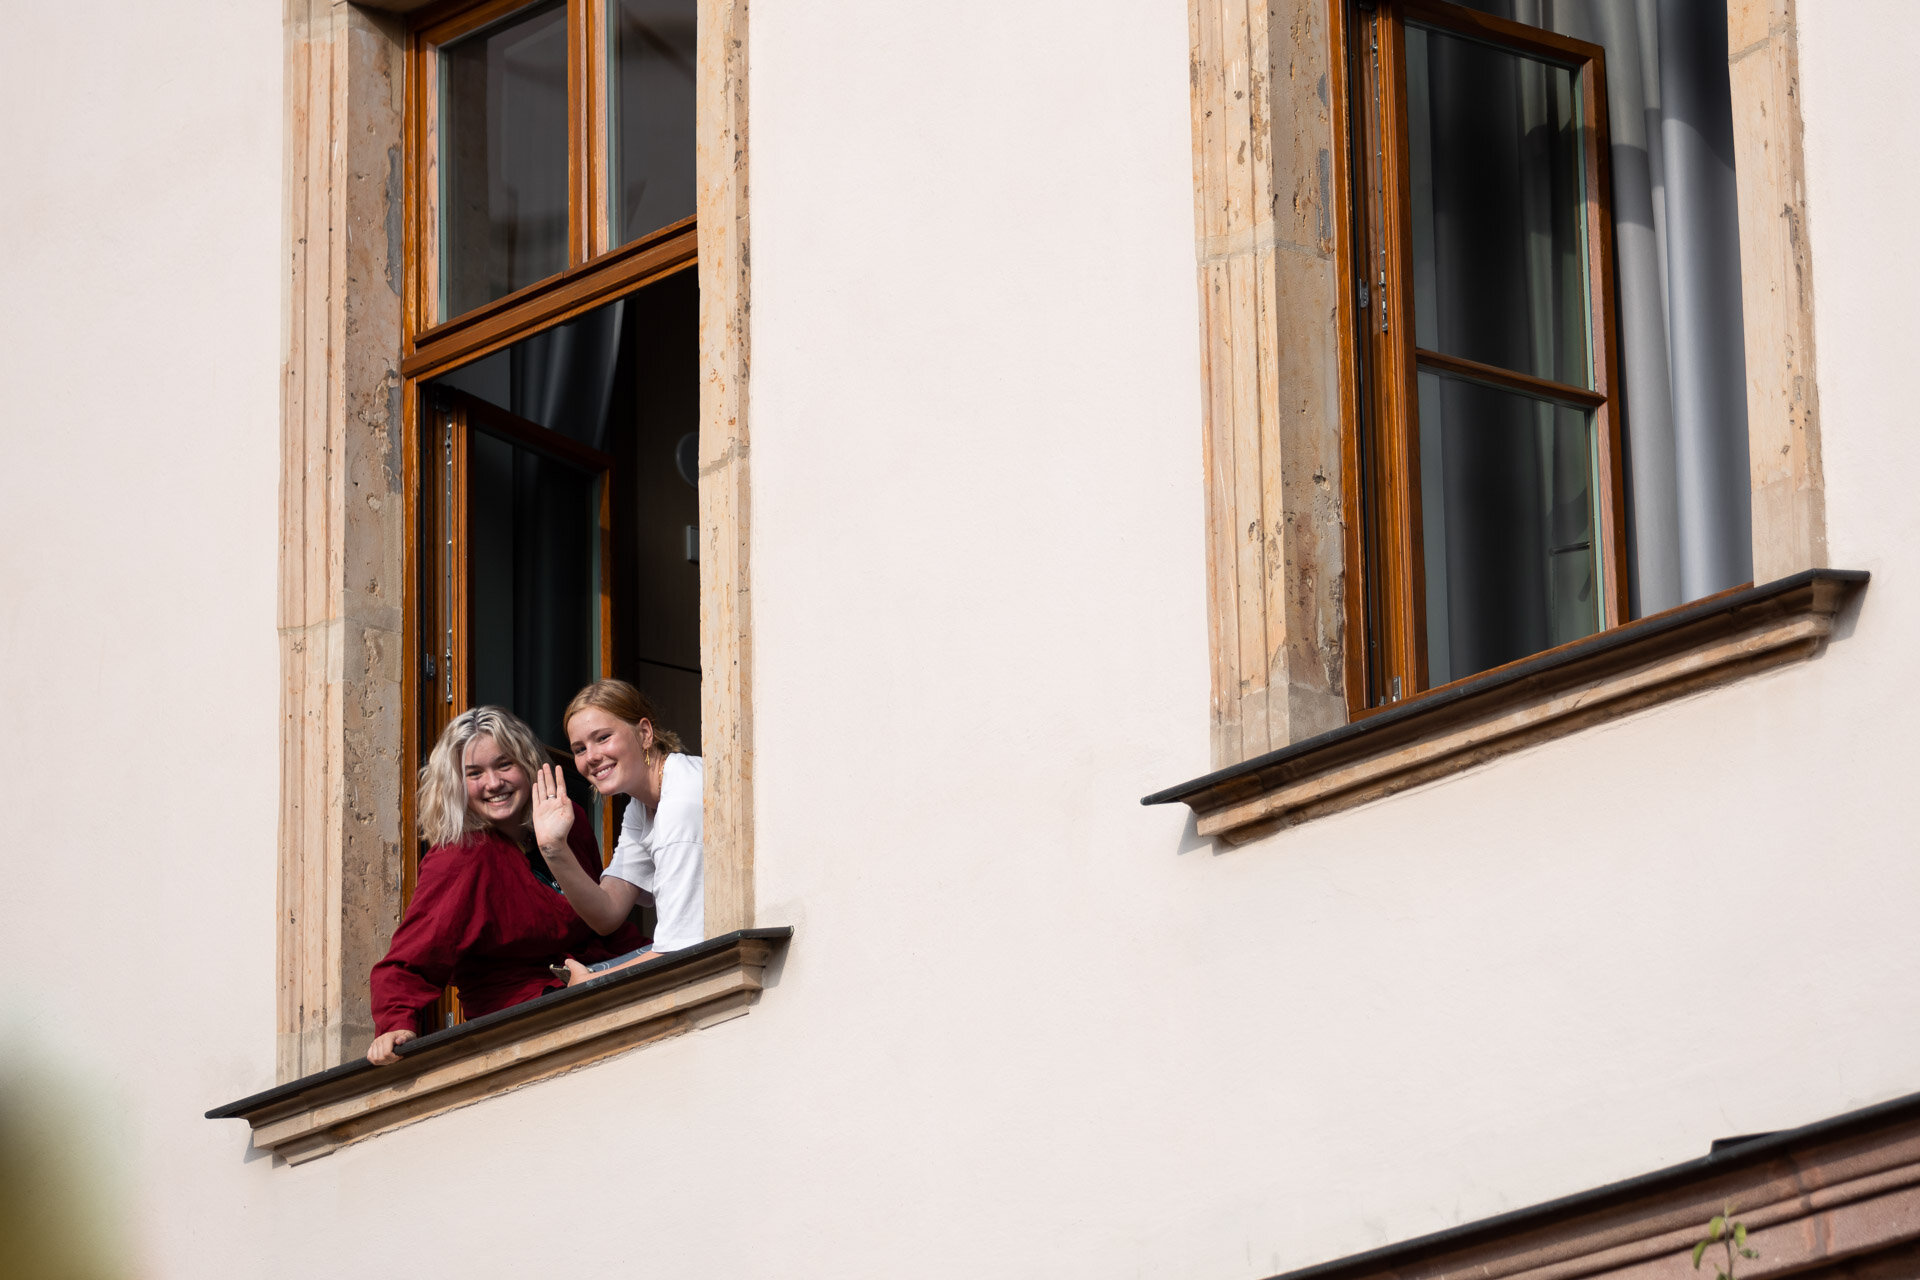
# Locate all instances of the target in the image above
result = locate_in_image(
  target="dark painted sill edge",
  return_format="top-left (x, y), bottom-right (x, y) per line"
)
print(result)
top-left (1143, 568), bottom-right (1868, 818)
top-left (206, 926), bottom-right (793, 1121)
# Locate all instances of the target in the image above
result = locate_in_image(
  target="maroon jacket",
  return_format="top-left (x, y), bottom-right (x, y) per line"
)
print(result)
top-left (371, 803), bottom-right (648, 1036)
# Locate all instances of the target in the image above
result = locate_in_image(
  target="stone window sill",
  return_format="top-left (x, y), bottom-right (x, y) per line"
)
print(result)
top-left (1144, 570), bottom-right (1868, 844)
top-left (207, 927), bottom-right (791, 1164)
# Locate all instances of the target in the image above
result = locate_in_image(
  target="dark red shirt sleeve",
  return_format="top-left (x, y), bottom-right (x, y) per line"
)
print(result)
top-left (369, 840), bottom-right (490, 1037)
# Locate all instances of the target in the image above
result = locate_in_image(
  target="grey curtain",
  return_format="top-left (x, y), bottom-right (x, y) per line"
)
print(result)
top-left (1457, 0), bottom-right (1753, 615)
top-left (510, 299), bottom-right (627, 450)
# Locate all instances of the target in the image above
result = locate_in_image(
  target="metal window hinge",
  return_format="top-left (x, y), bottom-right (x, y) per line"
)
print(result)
top-left (1358, 279), bottom-right (1371, 309)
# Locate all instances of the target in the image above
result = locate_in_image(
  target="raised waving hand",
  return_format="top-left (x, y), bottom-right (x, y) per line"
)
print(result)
top-left (531, 763), bottom-right (575, 851)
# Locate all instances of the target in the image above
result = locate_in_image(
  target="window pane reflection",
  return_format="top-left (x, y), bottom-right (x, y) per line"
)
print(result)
top-left (433, 301), bottom-right (628, 452)
top-left (610, 0), bottom-right (696, 246)
top-left (1406, 24), bottom-right (1592, 388)
top-left (1418, 370), bottom-right (1600, 685)
top-left (440, 0), bottom-right (571, 319)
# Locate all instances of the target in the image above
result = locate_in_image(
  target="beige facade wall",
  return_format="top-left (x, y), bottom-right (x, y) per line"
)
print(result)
top-left (2, 2), bottom-right (1918, 1278)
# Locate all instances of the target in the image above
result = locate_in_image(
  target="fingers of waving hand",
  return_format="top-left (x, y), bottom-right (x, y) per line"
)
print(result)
top-left (531, 764), bottom-right (574, 849)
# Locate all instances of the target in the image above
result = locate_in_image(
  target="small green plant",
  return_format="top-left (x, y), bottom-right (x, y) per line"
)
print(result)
top-left (1692, 1206), bottom-right (1759, 1280)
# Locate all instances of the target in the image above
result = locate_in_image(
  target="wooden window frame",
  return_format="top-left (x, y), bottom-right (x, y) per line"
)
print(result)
top-left (409, 386), bottom-right (619, 910)
top-left (1180, 0), bottom-right (1833, 792)
top-left (397, 0), bottom-right (706, 1020)
top-left (407, 0), bottom-right (621, 333)
top-left (1341, 0), bottom-right (1629, 712)
top-left (275, 0), bottom-right (753, 1081)
top-left (402, 0), bottom-right (700, 372)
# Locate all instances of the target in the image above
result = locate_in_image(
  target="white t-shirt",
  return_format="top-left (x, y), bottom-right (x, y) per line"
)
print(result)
top-left (603, 753), bottom-right (705, 953)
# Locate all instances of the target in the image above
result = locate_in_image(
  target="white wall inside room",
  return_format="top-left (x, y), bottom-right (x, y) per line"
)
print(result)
top-left (2, 2), bottom-right (1917, 1279)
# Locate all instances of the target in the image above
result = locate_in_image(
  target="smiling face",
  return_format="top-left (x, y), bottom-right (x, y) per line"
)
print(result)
top-left (462, 733), bottom-right (531, 829)
top-left (567, 707), bottom-right (654, 797)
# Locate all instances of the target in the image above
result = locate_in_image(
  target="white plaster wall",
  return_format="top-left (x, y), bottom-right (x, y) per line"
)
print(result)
top-left (3, 2), bottom-right (1918, 1279)
top-left (0, 0), bottom-right (285, 1274)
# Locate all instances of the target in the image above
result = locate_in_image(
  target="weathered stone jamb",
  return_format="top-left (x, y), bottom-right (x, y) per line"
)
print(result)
top-left (695, 0), bottom-right (754, 936)
top-left (279, 0), bottom-right (408, 1081)
top-left (1188, 0), bottom-right (1351, 769)
top-left (1726, 0), bottom-right (1828, 582)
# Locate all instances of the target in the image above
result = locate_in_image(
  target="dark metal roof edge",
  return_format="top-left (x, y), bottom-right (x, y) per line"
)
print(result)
top-left (1143, 568), bottom-right (1868, 807)
top-left (1255, 1084), bottom-right (1920, 1280)
top-left (206, 926), bottom-right (794, 1119)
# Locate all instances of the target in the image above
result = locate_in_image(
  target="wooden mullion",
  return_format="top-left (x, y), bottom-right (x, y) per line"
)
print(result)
top-left (448, 402), bottom-right (473, 718)
top-left (567, 0), bottom-right (591, 266)
top-left (1580, 48), bottom-right (1631, 629)
top-left (1377, 0), bottom-right (1427, 697)
top-left (1413, 348), bottom-right (1609, 410)
top-left (444, 401), bottom-right (469, 1024)
top-left (406, 392), bottom-right (472, 1037)
top-left (587, 0), bottom-right (614, 258)
top-left (1330, 0), bottom-right (1371, 716)
top-left (401, 393), bottom-right (431, 913)
top-left (1352, 0), bottom-right (1410, 713)
top-left (409, 28), bottom-right (434, 339)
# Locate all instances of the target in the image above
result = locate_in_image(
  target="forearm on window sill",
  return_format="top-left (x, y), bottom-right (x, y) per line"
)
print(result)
top-left (1145, 569), bottom-right (1868, 845)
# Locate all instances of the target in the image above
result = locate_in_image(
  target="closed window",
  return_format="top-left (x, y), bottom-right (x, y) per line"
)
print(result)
top-left (1341, 0), bottom-right (1751, 706)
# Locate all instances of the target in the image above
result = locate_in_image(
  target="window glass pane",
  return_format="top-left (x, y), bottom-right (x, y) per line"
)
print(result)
top-left (434, 301), bottom-right (629, 451)
top-left (610, 0), bottom-right (696, 246)
top-left (439, 0), bottom-right (571, 319)
top-left (1418, 370), bottom-right (1600, 686)
top-left (467, 429), bottom-right (600, 755)
top-left (1406, 24), bottom-right (1591, 388)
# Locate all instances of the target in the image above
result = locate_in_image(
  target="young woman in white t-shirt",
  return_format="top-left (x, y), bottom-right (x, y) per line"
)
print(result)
top-left (530, 679), bottom-right (705, 984)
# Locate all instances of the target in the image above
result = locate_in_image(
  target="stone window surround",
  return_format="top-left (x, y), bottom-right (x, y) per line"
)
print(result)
top-left (1183, 0), bottom-right (1833, 770)
top-left (277, 0), bottom-right (753, 1083)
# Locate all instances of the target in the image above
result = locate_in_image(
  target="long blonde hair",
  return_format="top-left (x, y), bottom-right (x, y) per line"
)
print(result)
top-left (417, 706), bottom-right (550, 847)
top-left (562, 679), bottom-right (684, 756)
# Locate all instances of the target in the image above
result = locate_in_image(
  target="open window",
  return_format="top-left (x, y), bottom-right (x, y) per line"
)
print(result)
top-left (1341, 0), bottom-right (1754, 708)
top-left (402, 0), bottom-right (701, 1019)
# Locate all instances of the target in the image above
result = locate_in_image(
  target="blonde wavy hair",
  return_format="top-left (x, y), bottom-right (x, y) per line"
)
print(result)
top-left (417, 706), bottom-right (550, 847)
top-left (562, 679), bottom-right (684, 756)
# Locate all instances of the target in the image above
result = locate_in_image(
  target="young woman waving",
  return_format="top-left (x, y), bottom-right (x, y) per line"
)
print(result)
top-left (531, 680), bottom-right (704, 983)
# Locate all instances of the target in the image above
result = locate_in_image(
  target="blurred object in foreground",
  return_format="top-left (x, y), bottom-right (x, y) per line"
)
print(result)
top-left (0, 1052), bottom-right (130, 1280)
